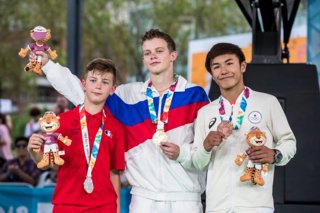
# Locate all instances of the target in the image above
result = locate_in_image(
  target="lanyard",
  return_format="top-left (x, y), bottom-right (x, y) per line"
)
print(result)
top-left (219, 87), bottom-right (250, 130)
top-left (79, 104), bottom-right (105, 178)
top-left (146, 75), bottom-right (178, 130)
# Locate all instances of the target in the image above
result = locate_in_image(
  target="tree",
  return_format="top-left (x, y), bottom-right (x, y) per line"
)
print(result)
top-left (81, 0), bottom-right (249, 81)
top-left (0, 0), bottom-right (67, 109)
top-left (0, 0), bottom-right (250, 107)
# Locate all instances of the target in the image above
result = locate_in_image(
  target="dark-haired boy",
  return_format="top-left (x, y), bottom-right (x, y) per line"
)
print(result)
top-left (191, 43), bottom-right (296, 213)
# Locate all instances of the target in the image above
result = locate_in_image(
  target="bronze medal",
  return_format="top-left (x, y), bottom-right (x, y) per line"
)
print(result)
top-left (217, 121), bottom-right (233, 138)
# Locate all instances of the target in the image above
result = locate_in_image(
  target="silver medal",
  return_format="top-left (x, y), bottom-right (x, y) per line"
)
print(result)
top-left (83, 176), bottom-right (94, 194)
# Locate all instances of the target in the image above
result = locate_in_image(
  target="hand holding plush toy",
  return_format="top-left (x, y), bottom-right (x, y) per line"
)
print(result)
top-left (235, 127), bottom-right (268, 186)
top-left (36, 111), bottom-right (71, 169)
top-left (18, 26), bottom-right (57, 75)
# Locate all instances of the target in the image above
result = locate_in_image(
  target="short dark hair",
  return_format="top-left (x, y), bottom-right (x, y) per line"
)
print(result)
top-left (85, 58), bottom-right (117, 84)
top-left (15, 136), bottom-right (29, 147)
top-left (0, 113), bottom-right (6, 125)
top-left (141, 29), bottom-right (176, 52)
top-left (205, 43), bottom-right (246, 73)
top-left (30, 107), bottom-right (41, 117)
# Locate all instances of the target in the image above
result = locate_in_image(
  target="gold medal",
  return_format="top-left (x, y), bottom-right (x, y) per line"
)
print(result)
top-left (152, 130), bottom-right (168, 146)
top-left (83, 176), bottom-right (94, 194)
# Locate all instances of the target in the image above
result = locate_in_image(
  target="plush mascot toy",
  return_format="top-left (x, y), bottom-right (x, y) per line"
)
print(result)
top-left (18, 26), bottom-right (58, 75)
top-left (35, 111), bottom-right (71, 169)
top-left (235, 127), bottom-right (268, 186)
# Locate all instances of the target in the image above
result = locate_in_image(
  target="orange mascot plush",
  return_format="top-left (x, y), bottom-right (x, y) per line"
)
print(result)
top-left (235, 127), bottom-right (268, 186)
top-left (35, 111), bottom-right (71, 169)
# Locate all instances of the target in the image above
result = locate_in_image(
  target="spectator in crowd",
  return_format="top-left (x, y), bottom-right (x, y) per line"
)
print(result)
top-left (37, 166), bottom-right (58, 187)
top-left (5, 114), bottom-right (13, 131)
top-left (0, 113), bottom-right (13, 163)
top-left (53, 95), bottom-right (69, 115)
top-left (0, 136), bottom-right (40, 186)
top-left (24, 107), bottom-right (41, 137)
top-left (0, 158), bottom-right (5, 169)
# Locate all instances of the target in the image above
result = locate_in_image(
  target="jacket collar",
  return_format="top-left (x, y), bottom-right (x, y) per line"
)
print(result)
top-left (139, 75), bottom-right (187, 94)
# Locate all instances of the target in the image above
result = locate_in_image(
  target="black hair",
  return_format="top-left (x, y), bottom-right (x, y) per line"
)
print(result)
top-left (14, 136), bottom-right (29, 146)
top-left (205, 43), bottom-right (246, 73)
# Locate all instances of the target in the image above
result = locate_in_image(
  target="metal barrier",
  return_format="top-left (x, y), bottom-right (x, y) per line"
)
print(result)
top-left (0, 183), bottom-right (131, 213)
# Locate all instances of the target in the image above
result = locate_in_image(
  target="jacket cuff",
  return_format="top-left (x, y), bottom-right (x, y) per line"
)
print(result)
top-left (42, 60), bottom-right (55, 75)
top-left (176, 144), bottom-right (188, 163)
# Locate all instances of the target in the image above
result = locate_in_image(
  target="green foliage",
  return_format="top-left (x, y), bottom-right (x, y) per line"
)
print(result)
top-left (0, 0), bottom-right (249, 110)
top-left (81, 0), bottom-right (249, 80)
top-left (0, 0), bottom-right (67, 111)
top-left (82, 0), bottom-right (145, 82)
top-left (11, 112), bottom-right (29, 140)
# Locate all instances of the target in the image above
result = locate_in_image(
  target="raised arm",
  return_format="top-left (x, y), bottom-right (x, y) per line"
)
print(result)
top-left (32, 51), bottom-right (85, 105)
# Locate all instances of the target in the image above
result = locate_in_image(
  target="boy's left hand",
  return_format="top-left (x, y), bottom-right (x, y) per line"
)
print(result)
top-left (8, 164), bottom-right (20, 174)
top-left (247, 146), bottom-right (275, 164)
top-left (63, 136), bottom-right (72, 146)
top-left (160, 142), bottom-right (180, 160)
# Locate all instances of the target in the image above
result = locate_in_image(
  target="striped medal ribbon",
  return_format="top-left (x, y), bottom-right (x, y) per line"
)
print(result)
top-left (79, 103), bottom-right (105, 193)
top-left (146, 75), bottom-right (178, 145)
top-left (219, 87), bottom-right (250, 130)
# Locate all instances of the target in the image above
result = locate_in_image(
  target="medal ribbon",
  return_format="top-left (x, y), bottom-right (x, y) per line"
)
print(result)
top-left (146, 75), bottom-right (179, 128)
top-left (79, 103), bottom-right (105, 178)
top-left (219, 87), bottom-right (249, 130)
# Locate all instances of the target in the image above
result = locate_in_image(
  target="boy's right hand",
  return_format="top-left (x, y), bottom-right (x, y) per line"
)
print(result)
top-left (29, 51), bottom-right (49, 67)
top-left (28, 134), bottom-right (45, 153)
top-left (203, 131), bottom-right (224, 152)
